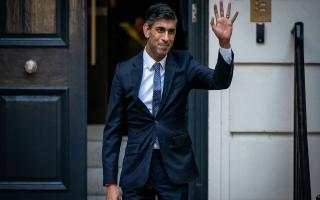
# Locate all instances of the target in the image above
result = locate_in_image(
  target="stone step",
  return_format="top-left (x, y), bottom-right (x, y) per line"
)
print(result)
top-left (87, 168), bottom-right (104, 195)
top-left (87, 195), bottom-right (105, 200)
top-left (87, 125), bottom-right (104, 141)
top-left (87, 167), bottom-right (123, 195)
top-left (87, 125), bottom-right (127, 196)
top-left (87, 139), bottom-right (127, 168)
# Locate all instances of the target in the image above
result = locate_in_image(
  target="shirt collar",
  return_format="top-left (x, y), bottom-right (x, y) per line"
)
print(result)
top-left (143, 48), bottom-right (166, 70)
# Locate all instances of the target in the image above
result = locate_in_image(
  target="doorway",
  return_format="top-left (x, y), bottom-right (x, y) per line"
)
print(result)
top-left (87, 0), bottom-right (208, 199)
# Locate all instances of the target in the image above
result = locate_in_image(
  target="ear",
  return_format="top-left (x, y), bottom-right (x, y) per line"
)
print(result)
top-left (143, 23), bottom-right (150, 39)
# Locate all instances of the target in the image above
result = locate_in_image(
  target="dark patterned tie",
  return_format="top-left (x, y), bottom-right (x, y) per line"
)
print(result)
top-left (152, 62), bottom-right (161, 115)
top-left (152, 62), bottom-right (161, 148)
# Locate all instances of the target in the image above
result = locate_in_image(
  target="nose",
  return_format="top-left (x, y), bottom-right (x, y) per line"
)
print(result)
top-left (162, 31), bottom-right (169, 42)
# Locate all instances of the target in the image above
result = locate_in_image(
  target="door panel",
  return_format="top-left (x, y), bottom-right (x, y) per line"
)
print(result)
top-left (0, 88), bottom-right (69, 190)
top-left (0, 0), bottom-right (86, 199)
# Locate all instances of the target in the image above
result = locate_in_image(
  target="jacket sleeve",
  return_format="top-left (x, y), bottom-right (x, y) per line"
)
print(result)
top-left (187, 51), bottom-right (234, 90)
top-left (102, 64), bottom-right (126, 185)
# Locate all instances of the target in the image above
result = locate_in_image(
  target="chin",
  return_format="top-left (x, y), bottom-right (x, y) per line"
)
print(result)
top-left (158, 53), bottom-right (167, 59)
top-left (158, 49), bottom-right (169, 55)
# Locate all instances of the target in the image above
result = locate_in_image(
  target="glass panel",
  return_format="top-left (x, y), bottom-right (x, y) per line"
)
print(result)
top-left (6, 0), bottom-right (56, 34)
top-left (5, 0), bottom-right (24, 33)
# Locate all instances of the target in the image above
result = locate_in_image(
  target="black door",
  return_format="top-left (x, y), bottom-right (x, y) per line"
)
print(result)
top-left (0, 0), bottom-right (86, 199)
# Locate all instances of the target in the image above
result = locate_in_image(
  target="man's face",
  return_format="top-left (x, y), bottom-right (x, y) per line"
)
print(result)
top-left (143, 19), bottom-right (177, 61)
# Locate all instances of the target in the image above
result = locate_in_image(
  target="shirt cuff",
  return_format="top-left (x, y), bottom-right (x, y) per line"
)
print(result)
top-left (105, 183), bottom-right (116, 188)
top-left (219, 47), bottom-right (232, 65)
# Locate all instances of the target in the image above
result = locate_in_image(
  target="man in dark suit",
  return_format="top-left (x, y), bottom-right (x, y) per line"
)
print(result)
top-left (103, 2), bottom-right (238, 200)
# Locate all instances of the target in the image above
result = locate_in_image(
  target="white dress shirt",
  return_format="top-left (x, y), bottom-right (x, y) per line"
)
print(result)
top-left (138, 47), bottom-right (232, 114)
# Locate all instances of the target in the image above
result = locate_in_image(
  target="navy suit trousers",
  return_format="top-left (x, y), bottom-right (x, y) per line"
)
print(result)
top-left (122, 150), bottom-right (188, 200)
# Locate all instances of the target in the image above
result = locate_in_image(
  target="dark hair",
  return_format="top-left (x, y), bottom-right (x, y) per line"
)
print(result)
top-left (144, 3), bottom-right (177, 27)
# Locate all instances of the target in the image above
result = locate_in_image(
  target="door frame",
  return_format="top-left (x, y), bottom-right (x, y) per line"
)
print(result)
top-left (187, 0), bottom-right (209, 199)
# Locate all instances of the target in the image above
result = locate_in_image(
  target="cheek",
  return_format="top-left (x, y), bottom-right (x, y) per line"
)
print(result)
top-left (151, 37), bottom-right (159, 46)
top-left (170, 36), bottom-right (176, 42)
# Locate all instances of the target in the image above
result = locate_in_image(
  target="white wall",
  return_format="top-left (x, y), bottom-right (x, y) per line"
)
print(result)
top-left (208, 0), bottom-right (320, 199)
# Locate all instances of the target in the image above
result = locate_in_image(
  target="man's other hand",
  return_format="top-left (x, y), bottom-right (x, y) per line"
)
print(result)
top-left (106, 185), bottom-right (121, 200)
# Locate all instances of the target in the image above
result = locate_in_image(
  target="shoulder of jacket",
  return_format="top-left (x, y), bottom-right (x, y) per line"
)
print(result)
top-left (115, 51), bottom-right (142, 72)
top-left (170, 50), bottom-right (194, 64)
top-left (170, 49), bottom-right (192, 57)
top-left (118, 53), bottom-right (139, 66)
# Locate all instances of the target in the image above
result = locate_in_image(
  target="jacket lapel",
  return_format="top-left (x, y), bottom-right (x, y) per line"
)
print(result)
top-left (131, 51), bottom-right (143, 101)
top-left (158, 52), bottom-right (176, 115)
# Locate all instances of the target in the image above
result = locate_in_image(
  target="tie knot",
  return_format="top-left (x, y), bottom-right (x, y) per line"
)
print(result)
top-left (153, 62), bottom-right (161, 70)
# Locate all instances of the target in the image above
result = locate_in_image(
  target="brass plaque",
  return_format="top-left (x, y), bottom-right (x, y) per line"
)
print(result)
top-left (251, 0), bottom-right (271, 22)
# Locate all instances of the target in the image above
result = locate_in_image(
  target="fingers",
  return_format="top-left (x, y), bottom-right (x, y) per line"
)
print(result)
top-left (214, 0), bottom-right (238, 22)
top-left (226, 2), bottom-right (231, 19)
top-left (214, 3), bottom-right (219, 19)
top-left (231, 11), bottom-right (239, 23)
top-left (219, 0), bottom-right (224, 17)
top-left (210, 17), bottom-right (215, 27)
top-left (210, 17), bottom-right (218, 33)
top-left (106, 186), bottom-right (121, 200)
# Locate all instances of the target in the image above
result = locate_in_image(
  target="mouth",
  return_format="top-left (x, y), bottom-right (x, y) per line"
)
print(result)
top-left (158, 44), bottom-right (170, 50)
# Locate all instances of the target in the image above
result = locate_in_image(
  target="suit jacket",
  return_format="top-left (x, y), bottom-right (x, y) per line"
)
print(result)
top-left (102, 49), bottom-right (234, 189)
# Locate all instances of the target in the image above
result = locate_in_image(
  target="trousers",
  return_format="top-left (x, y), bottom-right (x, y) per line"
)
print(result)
top-left (122, 150), bottom-right (188, 200)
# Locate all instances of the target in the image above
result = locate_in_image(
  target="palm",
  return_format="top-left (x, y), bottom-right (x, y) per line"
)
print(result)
top-left (212, 17), bottom-right (233, 41)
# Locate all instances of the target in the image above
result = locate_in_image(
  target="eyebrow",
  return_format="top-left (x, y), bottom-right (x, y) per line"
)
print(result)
top-left (154, 26), bottom-right (176, 31)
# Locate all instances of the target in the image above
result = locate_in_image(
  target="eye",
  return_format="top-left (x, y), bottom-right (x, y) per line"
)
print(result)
top-left (156, 27), bottom-right (165, 33)
top-left (168, 29), bottom-right (176, 35)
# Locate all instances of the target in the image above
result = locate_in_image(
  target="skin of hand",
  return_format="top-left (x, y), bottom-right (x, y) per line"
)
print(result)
top-left (210, 0), bottom-right (239, 48)
top-left (106, 185), bottom-right (122, 200)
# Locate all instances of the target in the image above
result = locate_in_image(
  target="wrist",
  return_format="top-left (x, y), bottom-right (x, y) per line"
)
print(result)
top-left (219, 40), bottom-right (231, 49)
